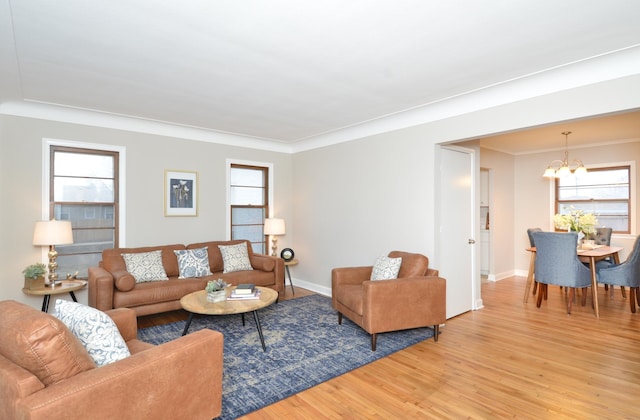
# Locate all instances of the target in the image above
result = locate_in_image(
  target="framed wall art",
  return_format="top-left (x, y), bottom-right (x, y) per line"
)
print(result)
top-left (165, 170), bottom-right (198, 216)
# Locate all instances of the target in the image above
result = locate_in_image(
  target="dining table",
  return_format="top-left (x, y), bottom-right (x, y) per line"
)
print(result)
top-left (524, 245), bottom-right (623, 318)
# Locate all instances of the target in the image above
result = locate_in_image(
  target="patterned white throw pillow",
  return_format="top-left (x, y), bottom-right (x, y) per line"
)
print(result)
top-left (218, 242), bottom-right (254, 273)
top-left (55, 299), bottom-right (131, 367)
top-left (174, 247), bottom-right (213, 278)
top-left (121, 250), bottom-right (169, 282)
top-left (370, 256), bottom-right (402, 280)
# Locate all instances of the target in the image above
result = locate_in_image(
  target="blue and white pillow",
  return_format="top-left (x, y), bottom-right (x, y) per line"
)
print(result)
top-left (370, 256), bottom-right (402, 280)
top-left (174, 247), bottom-right (213, 278)
top-left (55, 300), bottom-right (131, 367)
top-left (121, 250), bottom-right (169, 282)
top-left (218, 242), bottom-right (254, 273)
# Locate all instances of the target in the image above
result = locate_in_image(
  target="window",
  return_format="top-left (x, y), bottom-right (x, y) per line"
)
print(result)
top-left (229, 164), bottom-right (269, 254)
top-left (50, 145), bottom-right (119, 277)
top-left (555, 165), bottom-right (630, 233)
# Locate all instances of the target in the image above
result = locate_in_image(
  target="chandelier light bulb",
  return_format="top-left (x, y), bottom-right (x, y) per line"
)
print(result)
top-left (542, 131), bottom-right (587, 178)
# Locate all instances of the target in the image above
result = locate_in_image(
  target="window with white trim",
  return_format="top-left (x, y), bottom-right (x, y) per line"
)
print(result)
top-left (555, 165), bottom-right (630, 233)
top-left (229, 164), bottom-right (269, 254)
top-left (50, 145), bottom-right (119, 277)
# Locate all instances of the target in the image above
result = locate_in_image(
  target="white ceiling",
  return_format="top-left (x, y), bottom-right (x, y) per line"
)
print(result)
top-left (1, 0), bottom-right (640, 153)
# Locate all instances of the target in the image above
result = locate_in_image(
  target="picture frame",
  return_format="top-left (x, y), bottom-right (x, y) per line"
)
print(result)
top-left (165, 170), bottom-right (198, 216)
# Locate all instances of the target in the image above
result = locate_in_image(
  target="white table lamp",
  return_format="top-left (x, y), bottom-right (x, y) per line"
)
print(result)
top-left (264, 218), bottom-right (285, 256)
top-left (33, 220), bottom-right (73, 286)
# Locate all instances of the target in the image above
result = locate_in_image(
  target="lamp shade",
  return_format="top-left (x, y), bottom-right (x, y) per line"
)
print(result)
top-left (33, 220), bottom-right (74, 246)
top-left (264, 218), bottom-right (285, 235)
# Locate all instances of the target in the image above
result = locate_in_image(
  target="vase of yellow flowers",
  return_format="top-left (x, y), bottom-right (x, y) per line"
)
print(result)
top-left (553, 207), bottom-right (598, 246)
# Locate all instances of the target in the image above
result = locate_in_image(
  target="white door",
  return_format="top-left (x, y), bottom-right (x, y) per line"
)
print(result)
top-left (438, 146), bottom-right (475, 318)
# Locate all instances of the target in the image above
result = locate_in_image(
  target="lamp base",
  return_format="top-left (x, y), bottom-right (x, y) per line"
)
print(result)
top-left (271, 238), bottom-right (278, 257)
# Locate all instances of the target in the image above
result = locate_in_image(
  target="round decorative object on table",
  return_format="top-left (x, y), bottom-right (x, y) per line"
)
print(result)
top-left (280, 248), bottom-right (295, 262)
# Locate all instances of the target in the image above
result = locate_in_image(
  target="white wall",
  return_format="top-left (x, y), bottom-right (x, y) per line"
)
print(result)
top-left (0, 116), bottom-right (293, 309)
top-left (2, 74), bottom-right (639, 312)
top-left (479, 147), bottom-right (515, 280)
top-left (292, 74), bottom-right (640, 301)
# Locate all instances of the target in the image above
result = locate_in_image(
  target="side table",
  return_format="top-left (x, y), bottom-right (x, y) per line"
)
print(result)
top-left (22, 280), bottom-right (88, 312)
top-left (284, 259), bottom-right (298, 295)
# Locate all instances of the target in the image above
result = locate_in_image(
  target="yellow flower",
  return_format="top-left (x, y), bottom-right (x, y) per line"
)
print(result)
top-left (553, 207), bottom-right (598, 235)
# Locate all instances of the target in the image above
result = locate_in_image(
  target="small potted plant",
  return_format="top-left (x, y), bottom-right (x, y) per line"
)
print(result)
top-left (22, 263), bottom-right (47, 290)
top-left (205, 279), bottom-right (228, 303)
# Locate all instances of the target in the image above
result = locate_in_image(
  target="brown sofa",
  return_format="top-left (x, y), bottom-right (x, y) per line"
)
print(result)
top-left (89, 239), bottom-right (285, 316)
top-left (332, 251), bottom-right (446, 350)
top-left (0, 300), bottom-right (223, 420)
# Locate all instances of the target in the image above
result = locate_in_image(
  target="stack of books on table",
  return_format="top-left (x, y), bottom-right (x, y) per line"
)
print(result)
top-left (228, 284), bottom-right (261, 300)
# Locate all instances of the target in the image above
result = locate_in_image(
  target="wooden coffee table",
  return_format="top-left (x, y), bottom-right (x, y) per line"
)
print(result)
top-left (180, 286), bottom-right (278, 351)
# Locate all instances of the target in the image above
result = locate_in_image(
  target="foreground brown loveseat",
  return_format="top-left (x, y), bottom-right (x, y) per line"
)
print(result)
top-left (0, 300), bottom-right (223, 420)
top-left (332, 251), bottom-right (446, 350)
top-left (89, 239), bottom-right (284, 316)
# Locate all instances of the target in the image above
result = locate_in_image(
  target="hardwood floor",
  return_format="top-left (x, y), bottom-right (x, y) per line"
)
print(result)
top-left (138, 280), bottom-right (640, 419)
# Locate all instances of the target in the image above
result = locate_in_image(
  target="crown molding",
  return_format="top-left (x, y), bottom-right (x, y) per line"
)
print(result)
top-left (0, 100), bottom-right (294, 153)
top-left (291, 45), bottom-right (640, 153)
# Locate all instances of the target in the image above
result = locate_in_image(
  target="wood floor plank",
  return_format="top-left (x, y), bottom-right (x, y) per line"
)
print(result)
top-left (137, 280), bottom-right (640, 419)
top-left (243, 278), bottom-right (640, 419)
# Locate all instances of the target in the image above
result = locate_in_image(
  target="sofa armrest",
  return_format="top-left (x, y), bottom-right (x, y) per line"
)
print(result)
top-left (106, 308), bottom-right (138, 342)
top-left (250, 253), bottom-right (276, 272)
top-left (250, 254), bottom-right (285, 293)
top-left (0, 354), bottom-right (44, 420)
top-left (361, 276), bottom-right (446, 331)
top-left (87, 266), bottom-right (115, 312)
top-left (15, 329), bottom-right (224, 420)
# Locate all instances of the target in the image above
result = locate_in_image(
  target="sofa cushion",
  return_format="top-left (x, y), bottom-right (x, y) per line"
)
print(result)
top-left (218, 242), bottom-right (254, 273)
top-left (102, 244), bottom-right (185, 277)
top-left (113, 278), bottom-right (207, 309)
top-left (55, 300), bottom-right (131, 367)
top-left (122, 250), bottom-right (169, 282)
top-left (370, 256), bottom-right (402, 280)
top-left (187, 240), bottom-right (253, 273)
top-left (0, 300), bottom-right (95, 386)
top-left (174, 247), bottom-right (213, 278)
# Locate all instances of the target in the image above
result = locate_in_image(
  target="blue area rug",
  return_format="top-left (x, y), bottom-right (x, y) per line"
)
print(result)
top-left (138, 294), bottom-right (434, 419)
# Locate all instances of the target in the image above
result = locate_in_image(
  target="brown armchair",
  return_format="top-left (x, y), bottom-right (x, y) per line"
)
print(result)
top-left (331, 251), bottom-right (446, 350)
top-left (0, 300), bottom-right (223, 420)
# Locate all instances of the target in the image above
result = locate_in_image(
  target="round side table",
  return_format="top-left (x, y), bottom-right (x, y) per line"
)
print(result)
top-left (22, 280), bottom-right (88, 312)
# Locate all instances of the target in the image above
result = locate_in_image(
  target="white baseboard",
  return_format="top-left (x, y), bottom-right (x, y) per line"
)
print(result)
top-left (288, 277), bottom-right (331, 297)
top-left (486, 270), bottom-right (520, 281)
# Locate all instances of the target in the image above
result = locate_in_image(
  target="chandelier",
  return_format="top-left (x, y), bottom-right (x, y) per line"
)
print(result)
top-left (543, 131), bottom-right (587, 178)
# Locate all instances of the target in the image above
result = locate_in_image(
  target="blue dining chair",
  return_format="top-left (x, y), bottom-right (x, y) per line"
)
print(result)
top-left (524, 228), bottom-right (543, 301)
top-left (532, 231), bottom-right (592, 314)
top-left (596, 235), bottom-right (640, 313)
top-left (589, 227), bottom-right (626, 297)
top-left (592, 227), bottom-right (613, 246)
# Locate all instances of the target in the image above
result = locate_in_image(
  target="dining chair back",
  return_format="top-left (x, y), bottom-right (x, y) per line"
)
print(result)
top-left (597, 235), bottom-right (640, 313)
top-left (593, 227), bottom-right (613, 246)
top-left (527, 228), bottom-right (543, 247)
top-left (532, 231), bottom-right (592, 314)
